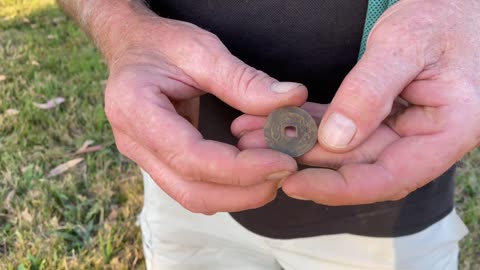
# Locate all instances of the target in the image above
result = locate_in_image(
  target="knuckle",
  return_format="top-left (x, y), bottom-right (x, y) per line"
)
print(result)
top-left (114, 139), bottom-right (129, 156)
top-left (104, 99), bottom-right (121, 127)
top-left (246, 184), bottom-right (278, 209)
top-left (103, 78), bottom-right (136, 128)
top-left (233, 66), bottom-right (268, 100)
top-left (390, 189), bottom-right (410, 201)
top-left (343, 74), bottom-right (390, 114)
top-left (390, 182), bottom-right (419, 201)
top-left (177, 191), bottom-right (208, 213)
top-left (185, 31), bottom-right (225, 64)
top-left (355, 148), bottom-right (377, 164)
top-left (112, 134), bottom-right (137, 160)
top-left (164, 150), bottom-right (193, 179)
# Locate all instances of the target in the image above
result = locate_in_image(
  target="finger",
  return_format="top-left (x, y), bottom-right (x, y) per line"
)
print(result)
top-left (301, 102), bottom-right (329, 123)
top-left (318, 31), bottom-right (424, 152)
top-left (231, 102), bottom-right (329, 138)
top-left (237, 124), bottom-right (398, 169)
top-left (231, 115), bottom-right (266, 138)
top-left (237, 129), bottom-right (267, 150)
top-left (385, 105), bottom-right (448, 137)
top-left (283, 132), bottom-right (463, 205)
top-left (298, 124), bottom-right (398, 168)
top-left (175, 38), bottom-right (308, 115)
top-left (116, 133), bottom-right (280, 213)
top-left (110, 89), bottom-right (297, 187)
top-left (400, 80), bottom-right (452, 107)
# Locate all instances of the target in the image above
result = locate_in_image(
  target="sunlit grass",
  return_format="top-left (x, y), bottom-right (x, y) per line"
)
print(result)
top-left (0, 0), bottom-right (55, 18)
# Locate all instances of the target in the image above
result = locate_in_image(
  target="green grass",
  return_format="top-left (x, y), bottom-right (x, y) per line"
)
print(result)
top-left (0, 1), bottom-right (478, 269)
top-left (0, 1), bottom-right (144, 269)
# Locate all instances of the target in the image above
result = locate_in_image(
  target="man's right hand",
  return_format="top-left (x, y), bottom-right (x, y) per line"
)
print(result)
top-left (101, 4), bottom-right (308, 214)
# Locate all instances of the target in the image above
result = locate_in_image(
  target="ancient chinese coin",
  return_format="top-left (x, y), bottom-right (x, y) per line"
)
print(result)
top-left (264, 106), bottom-right (317, 157)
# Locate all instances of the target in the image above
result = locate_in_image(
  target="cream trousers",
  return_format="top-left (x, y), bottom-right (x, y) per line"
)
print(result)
top-left (139, 171), bottom-right (468, 270)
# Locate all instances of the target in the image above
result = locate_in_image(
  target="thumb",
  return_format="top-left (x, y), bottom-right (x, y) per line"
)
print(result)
top-left (178, 40), bottom-right (308, 115)
top-left (318, 38), bottom-right (424, 151)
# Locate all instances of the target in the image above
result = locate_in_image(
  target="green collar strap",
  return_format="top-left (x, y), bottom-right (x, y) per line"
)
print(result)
top-left (359, 0), bottom-right (399, 59)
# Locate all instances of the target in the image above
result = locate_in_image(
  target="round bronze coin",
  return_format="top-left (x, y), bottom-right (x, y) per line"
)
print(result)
top-left (264, 106), bottom-right (317, 157)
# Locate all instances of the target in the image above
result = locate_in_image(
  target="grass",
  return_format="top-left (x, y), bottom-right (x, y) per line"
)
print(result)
top-left (0, 1), bottom-right (479, 269)
top-left (0, 0), bottom-right (144, 269)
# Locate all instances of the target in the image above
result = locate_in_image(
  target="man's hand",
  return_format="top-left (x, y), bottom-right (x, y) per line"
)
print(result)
top-left (288, 0), bottom-right (480, 205)
top-left (232, 102), bottom-right (403, 169)
top-left (234, 0), bottom-right (480, 205)
top-left (59, 0), bottom-right (308, 214)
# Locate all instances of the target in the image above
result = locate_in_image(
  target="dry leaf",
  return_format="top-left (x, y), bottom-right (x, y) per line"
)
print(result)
top-left (47, 158), bottom-right (83, 177)
top-left (5, 109), bottom-right (19, 116)
top-left (50, 216), bottom-right (59, 227)
top-left (76, 145), bottom-right (102, 155)
top-left (0, 75), bottom-right (6, 81)
top-left (76, 140), bottom-right (94, 152)
top-left (31, 60), bottom-right (40, 66)
top-left (53, 17), bottom-right (65, 23)
top-left (107, 206), bottom-right (119, 221)
top-left (75, 140), bottom-right (102, 154)
top-left (5, 190), bottom-right (15, 211)
top-left (33, 97), bottom-right (65, 110)
top-left (21, 208), bottom-right (33, 223)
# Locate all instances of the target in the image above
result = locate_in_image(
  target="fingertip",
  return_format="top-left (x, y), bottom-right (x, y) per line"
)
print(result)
top-left (236, 148), bottom-right (298, 177)
top-left (244, 82), bottom-right (308, 116)
top-left (270, 82), bottom-right (306, 94)
top-left (318, 112), bottom-right (358, 151)
top-left (281, 168), bottom-right (347, 205)
top-left (231, 115), bottom-right (266, 138)
top-left (237, 129), bottom-right (267, 150)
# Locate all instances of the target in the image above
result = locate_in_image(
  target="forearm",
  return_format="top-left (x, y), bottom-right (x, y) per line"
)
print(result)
top-left (57, 0), bottom-right (155, 64)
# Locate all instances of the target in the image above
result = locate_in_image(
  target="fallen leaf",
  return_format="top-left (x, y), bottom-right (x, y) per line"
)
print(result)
top-left (33, 97), bottom-right (65, 110)
top-left (31, 60), bottom-right (40, 66)
top-left (21, 208), bottom-right (33, 223)
top-left (47, 158), bottom-right (84, 177)
top-left (50, 216), bottom-right (59, 227)
top-left (5, 109), bottom-right (19, 116)
top-left (107, 205), bottom-right (119, 221)
top-left (76, 145), bottom-right (102, 155)
top-left (53, 17), bottom-right (65, 23)
top-left (0, 75), bottom-right (6, 81)
top-left (76, 140), bottom-right (94, 152)
top-left (75, 140), bottom-right (102, 154)
top-left (5, 190), bottom-right (15, 211)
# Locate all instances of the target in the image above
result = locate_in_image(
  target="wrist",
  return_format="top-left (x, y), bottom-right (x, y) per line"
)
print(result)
top-left (77, 0), bottom-right (159, 65)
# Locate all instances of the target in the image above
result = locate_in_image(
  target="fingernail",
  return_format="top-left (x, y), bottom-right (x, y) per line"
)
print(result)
top-left (277, 178), bottom-right (286, 189)
top-left (267, 170), bottom-right (291, 181)
top-left (271, 82), bottom-right (303, 93)
top-left (320, 112), bottom-right (356, 149)
top-left (289, 195), bottom-right (309, 201)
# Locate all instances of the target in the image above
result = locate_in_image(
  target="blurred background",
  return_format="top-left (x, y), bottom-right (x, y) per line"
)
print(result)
top-left (0, 0), bottom-right (478, 269)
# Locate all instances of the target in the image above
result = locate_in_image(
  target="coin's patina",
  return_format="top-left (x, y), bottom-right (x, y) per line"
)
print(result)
top-left (264, 106), bottom-right (317, 157)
